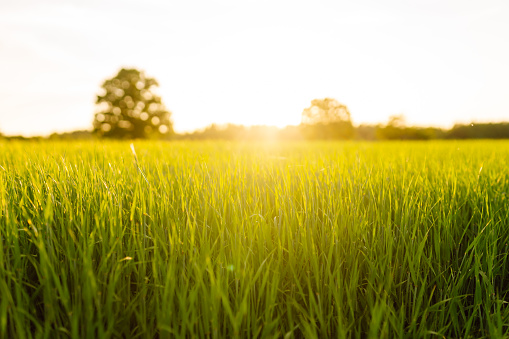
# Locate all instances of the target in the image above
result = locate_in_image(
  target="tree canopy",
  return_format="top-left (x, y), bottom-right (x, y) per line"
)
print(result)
top-left (301, 98), bottom-right (354, 139)
top-left (93, 68), bottom-right (173, 139)
top-left (301, 98), bottom-right (351, 125)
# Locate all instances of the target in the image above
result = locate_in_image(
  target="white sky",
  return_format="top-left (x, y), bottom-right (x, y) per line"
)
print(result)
top-left (0, 0), bottom-right (508, 136)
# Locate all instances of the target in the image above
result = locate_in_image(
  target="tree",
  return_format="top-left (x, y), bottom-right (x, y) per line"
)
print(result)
top-left (93, 68), bottom-right (173, 139)
top-left (300, 98), bottom-right (354, 139)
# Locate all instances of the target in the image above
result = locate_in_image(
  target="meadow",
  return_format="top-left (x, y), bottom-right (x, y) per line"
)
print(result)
top-left (0, 140), bottom-right (508, 338)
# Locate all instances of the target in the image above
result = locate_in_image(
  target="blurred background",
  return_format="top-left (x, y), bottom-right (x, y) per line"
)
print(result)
top-left (0, 0), bottom-right (508, 139)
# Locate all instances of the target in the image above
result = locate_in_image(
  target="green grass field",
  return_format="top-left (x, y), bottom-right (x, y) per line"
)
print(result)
top-left (0, 140), bottom-right (508, 338)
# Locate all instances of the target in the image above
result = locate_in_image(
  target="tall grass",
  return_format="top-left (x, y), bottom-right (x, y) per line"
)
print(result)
top-left (0, 140), bottom-right (508, 338)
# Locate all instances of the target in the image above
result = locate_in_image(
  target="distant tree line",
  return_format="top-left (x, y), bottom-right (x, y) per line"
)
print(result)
top-left (174, 121), bottom-right (509, 141)
top-left (79, 68), bottom-right (509, 141)
top-left (372, 115), bottom-right (509, 140)
top-left (445, 122), bottom-right (509, 139)
top-left (175, 124), bottom-right (303, 141)
top-left (3, 121), bottom-right (509, 142)
top-left (1, 65), bottom-right (508, 141)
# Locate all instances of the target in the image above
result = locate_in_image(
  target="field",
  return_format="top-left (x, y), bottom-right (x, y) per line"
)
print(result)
top-left (0, 140), bottom-right (508, 338)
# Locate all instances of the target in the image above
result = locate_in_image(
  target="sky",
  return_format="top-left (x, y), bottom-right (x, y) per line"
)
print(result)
top-left (0, 0), bottom-right (508, 136)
